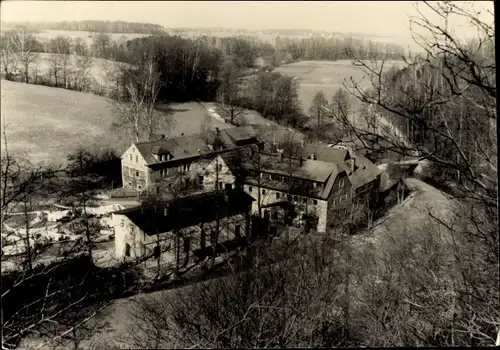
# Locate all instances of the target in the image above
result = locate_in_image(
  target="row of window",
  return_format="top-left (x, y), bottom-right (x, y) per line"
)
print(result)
top-left (333, 193), bottom-right (348, 206)
top-left (158, 153), bottom-right (173, 162)
top-left (247, 186), bottom-right (318, 205)
top-left (260, 172), bottom-right (321, 189)
top-left (158, 164), bottom-right (191, 177)
top-left (129, 154), bottom-right (139, 163)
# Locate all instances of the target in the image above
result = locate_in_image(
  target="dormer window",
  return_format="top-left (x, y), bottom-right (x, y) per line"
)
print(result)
top-left (159, 154), bottom-right (164, 162)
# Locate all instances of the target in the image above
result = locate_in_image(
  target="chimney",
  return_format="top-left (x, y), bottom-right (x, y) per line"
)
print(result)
top-left (299, 156), bottom-right (304, 166)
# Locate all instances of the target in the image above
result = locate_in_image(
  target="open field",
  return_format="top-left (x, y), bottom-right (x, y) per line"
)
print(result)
top-left (274, 59), bottom-right (408, 115)
top-left (1, 80), bottom-right (229, 166)
top-left (0, 27), bottom-right (154, 46)
top-left (26, 53), bottom-right (131, 92)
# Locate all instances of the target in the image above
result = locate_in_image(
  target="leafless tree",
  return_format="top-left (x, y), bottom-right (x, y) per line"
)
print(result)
top-left (326, 0), bottom-right (497, 345)
top-left (124, 229), bottom-right (357, 348)
top-left (0, 30), bottom-right (20, 80)
top-left (217, 58), bottom-right (245, 125)
top-left (48, 54), bottom-right (63, 87)
top-left (74, 54), bottom-right (93, 92)
top-left (12, 29), bottom-right (38, 83)
top-left (309, 90), bottom-right (329, 126)
top-left (113, 57), bottom-right (173, 143)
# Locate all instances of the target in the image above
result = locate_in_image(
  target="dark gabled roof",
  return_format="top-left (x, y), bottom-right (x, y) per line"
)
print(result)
top-left (254, 153), bottom-right (337, 183)
top-left (132, 126), bottom-right (261, 166)
top-left (242, 152), bottom-right (340, 200)
top-left (113, 189), bottom-right (254, 235)
top-left (343, 154), bottom-right (383, 189)
top-left (301, 144), bottom-right (350, 164)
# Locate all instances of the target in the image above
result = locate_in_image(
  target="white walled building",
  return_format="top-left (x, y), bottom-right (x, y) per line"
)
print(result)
top-left (120, 126), bottom-right (261, 194)
top-left (112, 190), bottom-right (254, 269)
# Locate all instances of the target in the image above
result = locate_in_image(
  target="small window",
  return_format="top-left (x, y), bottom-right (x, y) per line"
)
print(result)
top-left (287, 194), bottom-right (292, 201)
top-left (120, 220), bottom-right (124, 228)
top-left (129, 154), bottom-right (132, 161)
top-left (249, 186), bottom-right (253, 193)
top-left (313, 199), bottom-right (317, 205)
top-left (125, 243), bottom-right (131, 257)
top-left (225, 183), bottom-right (232, 190)
top-left (333, 198), bottom-right (337, 206)
top-left (198, 175), bottom-right (204, 185)
top-left (293, 196), bottom-right (298, 202)
top-left (183, 237), bottom-right (190, 253)
top-left (156, 186), bottom-right (160, 194)
top-left (127, 182), bottom-right (132, 187)
top-left (302, 197), bottom-right (307, 204)
top-left (136, 171), bottom-right (139, 177)
top-left (339, 179), bottom-right (344, 187)
top-left (262, 189), bottom-right (266, 195)
top-left (153, 245), bottom-right (161, 259)
top-left (136, 156), bottom-right (138, 163)
top-left (218, 164), bottom-right (222, 171)
top-left (219, 181), bottom-right (223, 189)
top-left (235, 224), bottom-right (241, 237)
top-left (138, 185), bottom-right (142, 191)
top-left (276, 192), bottom-right (280, 199)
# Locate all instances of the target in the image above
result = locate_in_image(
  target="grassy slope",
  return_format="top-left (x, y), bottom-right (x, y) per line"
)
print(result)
top-left (1, 80), bottom-right (229, 167)
top-left (274, 59), bottom-right (408, 115)
top-left (29, 53), bottom-right (131, 91)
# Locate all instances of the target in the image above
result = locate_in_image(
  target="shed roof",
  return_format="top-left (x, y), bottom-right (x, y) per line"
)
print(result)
top-left (113, 189), bottom-right (254, 235)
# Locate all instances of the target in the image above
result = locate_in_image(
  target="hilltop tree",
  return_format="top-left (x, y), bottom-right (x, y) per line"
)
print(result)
top-left (309, 90), bottom-right (329, 125)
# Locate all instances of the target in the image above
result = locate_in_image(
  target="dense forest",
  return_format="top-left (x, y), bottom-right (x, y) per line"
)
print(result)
top-left (1, 20), bottom-right (166, 34)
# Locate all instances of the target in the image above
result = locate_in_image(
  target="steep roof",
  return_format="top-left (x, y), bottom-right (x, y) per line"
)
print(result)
top-left (258, 153), bottom-right (337, 182)
top-left (243, 153), bottom-right (341, 200)
top-left (132, 126), bottom-right (260, 166)
top-left (344, 154), bottom-right (382, 189)
top-left (301, 144), bottom-right (350, 164)
top-left (113, 189), bottom-right (254, 235)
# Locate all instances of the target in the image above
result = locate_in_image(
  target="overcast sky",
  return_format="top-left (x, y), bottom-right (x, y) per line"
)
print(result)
top-left (1, 1), bottom-right (494, 40)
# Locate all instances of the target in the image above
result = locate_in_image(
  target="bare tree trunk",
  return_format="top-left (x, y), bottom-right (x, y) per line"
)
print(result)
top-left (23, 199), bottom-right (33, 273)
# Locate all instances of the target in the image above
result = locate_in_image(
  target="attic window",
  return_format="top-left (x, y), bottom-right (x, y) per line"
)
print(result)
top-left (129, 154), bottom-right (132, 161)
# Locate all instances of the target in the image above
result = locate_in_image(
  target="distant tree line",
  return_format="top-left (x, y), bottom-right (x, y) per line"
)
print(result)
top-left (2, 20), bottom-right (166, 34)
top-left (275, 36), bottom-right (406, 61)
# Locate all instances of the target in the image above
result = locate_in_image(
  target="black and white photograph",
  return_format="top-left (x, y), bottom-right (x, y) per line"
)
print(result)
top-left (0, 0), bottom-right (497, 348)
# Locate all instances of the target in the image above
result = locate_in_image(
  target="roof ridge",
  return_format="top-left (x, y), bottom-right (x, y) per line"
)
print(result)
top-left (135, 130), bottom-right (212, 146)
top-left (134, 125), bottom-right (252, 146)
